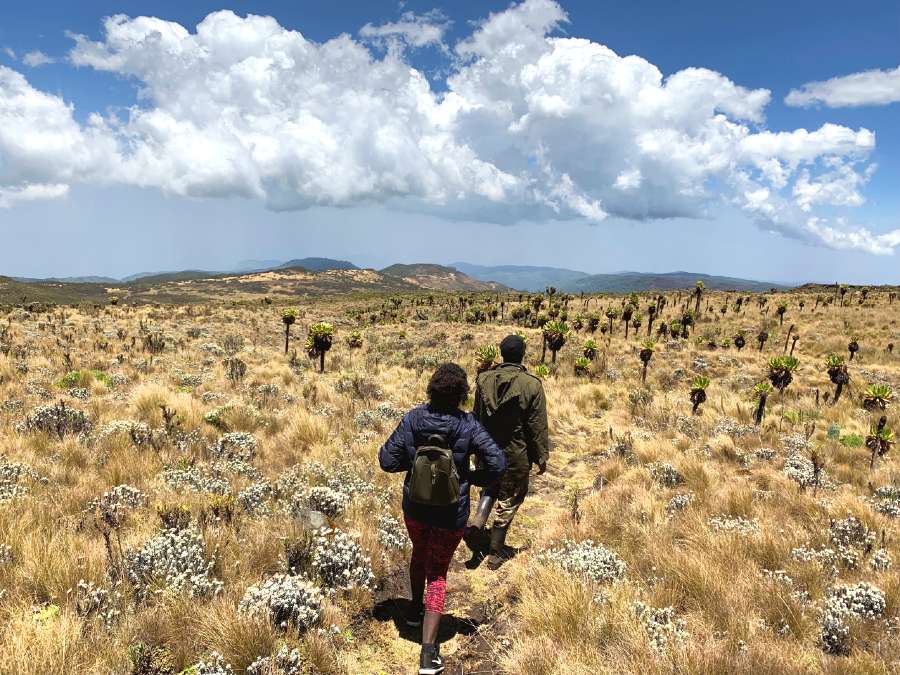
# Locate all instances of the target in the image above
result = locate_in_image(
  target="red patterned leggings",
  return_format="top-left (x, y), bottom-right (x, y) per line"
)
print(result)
top-left (404, 518), bottom-right (465, 613)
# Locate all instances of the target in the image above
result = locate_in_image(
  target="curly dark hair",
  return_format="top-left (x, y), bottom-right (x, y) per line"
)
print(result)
top-left (426, 363), bottom-right (470, 411)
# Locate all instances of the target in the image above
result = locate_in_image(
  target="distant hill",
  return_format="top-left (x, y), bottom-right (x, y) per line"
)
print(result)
top-left (277, 257), bottom-right (358, 271)
top-left (381, 264), bottom-right (506, 292)
top-left (451, 262), bottom-right (589, 292)
top-left (13, 275), bottom-right (119, 284)
top-left (0, 275), bottom-right (112, 305)
top-left (234, 259), bottom-right (284, 272)
top-left (125, 270), bottom-right (221, 285)
top-left (0, 263), bottom-right (789, 306)
top-left (566, 271), bottom-right (788, 293)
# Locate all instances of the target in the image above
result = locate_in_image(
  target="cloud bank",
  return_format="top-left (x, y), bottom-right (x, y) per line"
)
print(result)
top-left (786, 66), bottom-right (900, 108)
top-left (0, 0), bottom-right (896, 253)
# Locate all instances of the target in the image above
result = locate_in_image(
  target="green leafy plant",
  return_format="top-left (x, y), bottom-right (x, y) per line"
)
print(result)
top-left (862, 383), bottom-right (892, 411)
top-left (639, 339), bottom-right (655, 384)
top-left (307, 322), bottom-right (334, 373)
top-left (848, 336), bottom-right (860, 360)
top-left (825, 354), bottom-right (850, 404)
top-left (767, 355), bottom-right (799, 393)
top-left (542, 320), bottom-right (570, 363)
top-left (866, 416), bottom-right (894, 469)
top-left (574, 356), bottom-right (591, 376)
top-left (56, 369), bottom-right (111, 389)
top-left (604, 307), bottom-right (619, 334)
top-left (281, 308), bottom-right (298, 354)
top-left (474, 344), bottom-right (499, 373)
top-left (689, 375), bottom-right (709, 415)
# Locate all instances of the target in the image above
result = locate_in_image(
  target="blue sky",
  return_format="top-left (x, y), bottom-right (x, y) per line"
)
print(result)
top-left (0, 0), bottom-right (898, 283)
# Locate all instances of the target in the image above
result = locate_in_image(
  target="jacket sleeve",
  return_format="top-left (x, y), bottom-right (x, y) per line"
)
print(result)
top-left (379, 412), bottom-right (413, 473)
top-left (525, 384), bottom-right (550, 465)
top-left (472, 375), bottom-right (486, 422)
top-left (470, 419), bottom-right (506, 485)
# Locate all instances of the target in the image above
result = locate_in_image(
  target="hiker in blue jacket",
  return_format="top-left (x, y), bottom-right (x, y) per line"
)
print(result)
top-left (379, 363), bottom-right (506, 675)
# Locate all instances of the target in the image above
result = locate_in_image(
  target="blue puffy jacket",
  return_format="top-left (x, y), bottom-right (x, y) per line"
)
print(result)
top-left (379, 404), bottom-right (507, 530)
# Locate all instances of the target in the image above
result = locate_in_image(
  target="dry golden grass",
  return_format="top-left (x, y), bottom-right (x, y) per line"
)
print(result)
top-left (0, 289), bottom-right (897, 673)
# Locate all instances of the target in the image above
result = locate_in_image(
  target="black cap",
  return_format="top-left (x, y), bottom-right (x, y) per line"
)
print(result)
top-left (499, 334), bottom-right (526, 363)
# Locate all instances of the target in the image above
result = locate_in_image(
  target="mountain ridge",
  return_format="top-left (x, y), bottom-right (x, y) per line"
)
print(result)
top-left (451, 263), bottom-right (787, 293)
top-left (4, 259), bottom-right (793, 304)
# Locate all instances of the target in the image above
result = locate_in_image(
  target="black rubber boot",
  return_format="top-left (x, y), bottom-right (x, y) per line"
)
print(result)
top-left (463, 495), bottom-right (495, 567)
top-left (470, 494), bottom-right (496, 530)
top-left (485, 524), bottom-right (511, 570)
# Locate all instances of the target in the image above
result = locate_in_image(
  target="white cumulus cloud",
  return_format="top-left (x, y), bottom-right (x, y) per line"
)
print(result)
top-left (22, 50), bottom-right (56, 67)
top-left (0, 0), bottom-right (894, 254)
top-left (359, 10), bottom-right (450, 50)
top-left (786, 66), bottom-right (900, 108)
top-left (0, 66), bottom-right (118, 197)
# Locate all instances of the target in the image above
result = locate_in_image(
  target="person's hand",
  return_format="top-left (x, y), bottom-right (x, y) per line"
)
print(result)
top-left (535, 461), bottom-right (547, 475)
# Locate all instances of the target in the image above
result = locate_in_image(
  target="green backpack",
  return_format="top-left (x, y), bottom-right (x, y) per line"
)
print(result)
top-left (408, 434), bottom-right (461, 506)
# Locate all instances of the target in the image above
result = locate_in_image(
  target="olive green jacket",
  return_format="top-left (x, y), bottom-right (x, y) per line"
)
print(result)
top-left (474, 363), bottom-right (549, 469)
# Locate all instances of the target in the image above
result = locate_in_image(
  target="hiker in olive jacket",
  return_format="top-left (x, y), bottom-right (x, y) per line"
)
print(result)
top-left (471, 334), bottom-right (549, 569)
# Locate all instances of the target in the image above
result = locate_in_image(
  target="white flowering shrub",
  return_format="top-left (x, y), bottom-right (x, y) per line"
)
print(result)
top-left (193, 651), bottom-right (235, 675)
top-left (791, 545), bottom-right (838, 577)
top-left (254, 383), bottom-right (281, 407)
top-left (18, 401), bottom-right (91, 436)
top-left (124, 527), bottom-right (223, 601)
top-left (0, 456), bottom-right (47, 502)
top-left (781, 433), bottom-right (812, 455)
top-left (239, 574), bottom-right (323, 631)
top-left (539, 539), bottom-right (626, 585)
top-left (708, 515), bottom-right (759, 536)
top-left (820, 583), bottom-right (885, 655)
top-left (869, 548), bottom-right (892, 572)
top-left (212, 432), bottom-right (258, 462)
top-left (761, 569), bottom-right (811, 605)
top-left (237, 481), bottom-right (273, 516)
top-left (713, 417), bottom-right (756, 438)
top-left (0, 543), bottom-right (12, 566)
top-left (783, 453), bottom-right (818, 488)
top-left (754, 447), bottom-right (777, 461)
top-left (203, 402), bottom-right (262, 430)
top-left (666, 492), bottom-right (694, 515)
top-left (247, 645), bottom-right (305, 675)
top-left (647, 462), bottom-right (684, 488)
top-left (633, 601), bottom-right (689, 653)
top-left (354, 402), bottom-right (404, 430)
top-left (75, 579), bottom-right (122, 630)
top-left (312, 528), bottom-right (375, 591)
top-left (94, 420), bottom-right (153, 447)
top-left (161, 464), bottom-right (231, 495)
top-left (211, 457), bottom-right (262, 480)
top-left (871, 485), bottom-right (899, 518)
top-left (200, 343), bottom-right (225, 357)
top-left (175, 372), bottom-right (204, 388)
top-left (82, 484), bottom-right (147, 532)
top-left (378, 514), bottom-right (409, 550)
top-left (829, 515), bottom-right (875, 570)
top-left (325, 470), bottom-right (375, 500)
top-left (304, 486), bottom-right (349, 518)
